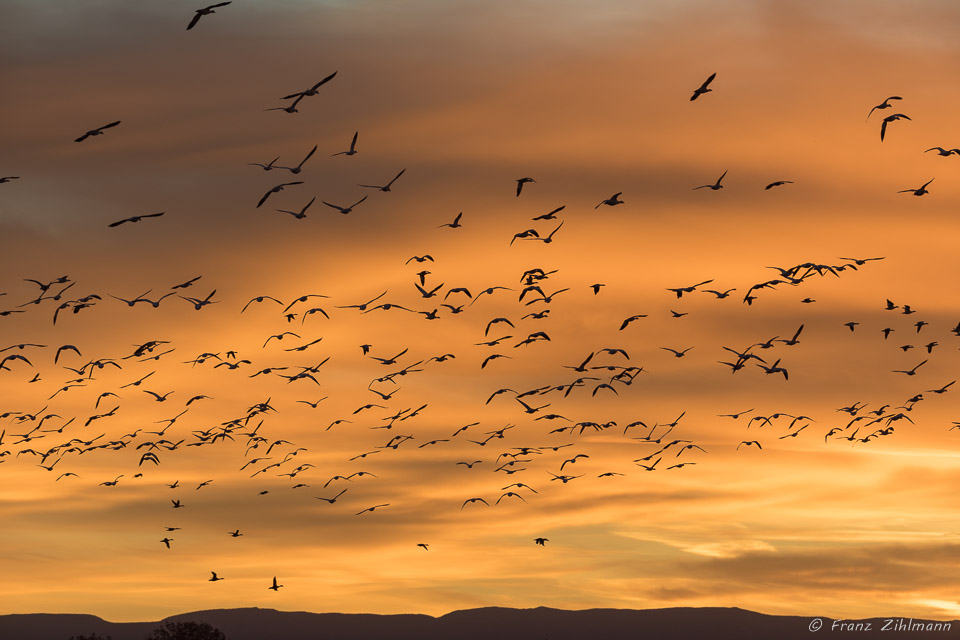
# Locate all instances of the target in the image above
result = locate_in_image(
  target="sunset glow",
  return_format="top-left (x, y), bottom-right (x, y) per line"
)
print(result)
top-left (2, 0), bottom-right (960, 623)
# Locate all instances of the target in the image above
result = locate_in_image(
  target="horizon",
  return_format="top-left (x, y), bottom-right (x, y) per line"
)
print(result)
top-left (3, 0), bottom-right (960, 624)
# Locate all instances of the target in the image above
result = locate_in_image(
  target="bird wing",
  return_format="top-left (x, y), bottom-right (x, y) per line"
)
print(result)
top-left (257, 190), bottom-right (275, 208)
top-left (312, 71), bottom-right (338, 90)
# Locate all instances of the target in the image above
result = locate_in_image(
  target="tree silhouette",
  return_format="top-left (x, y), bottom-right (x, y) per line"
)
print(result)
top-left (145, 620), bottom-right (226, 640)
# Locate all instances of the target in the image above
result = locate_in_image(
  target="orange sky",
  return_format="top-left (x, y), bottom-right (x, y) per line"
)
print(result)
top-left (2, 0), bottom-right (960, 623)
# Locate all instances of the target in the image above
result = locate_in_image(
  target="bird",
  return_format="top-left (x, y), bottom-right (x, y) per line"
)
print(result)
top-left (268, 577), bottom-right (283, 591)
top-left (281, 71), bottom-right (338, 99)
top-left (880, 113), bottom-right (911, 141)
top-left (0, 176), bottom-right (19, 183)
top-left (332, 132), bottom-right (359, 157)
top-left (322, 196), bottom-right (368, 214)
top-left (619, 314), bottom-right (647, 330)
top-left (737, 440), bottom-right (762, 450)
top-left (209, 572), bottom-right (223, 582)
top-left (249, 156), bottom-right (280, 171)
top-left (926, 381), bottom-right (955, 394)
top-left (74, 121), bottom-right (121, 143)
top-left (866, 96), bottom-right (902, 120)
top-left (839, 256), bottom-right (885, 266)
top-left (241, 296), bottom-right (282, 313)
top-left (437, 212), bottom-right (463, 229)
top-left (757, 359), bottom-right (789, 380)
top-left (534, 537), bottom-right (549, 546)
top-left (516, 177), bottom-right (536, 197)
top-left (532, 205), bottom-right (565, 221)
top-left (266, 93), bottom-right (305, 114)
top-left (532, 221), bottom-right (563, 244)
top-left (461, 497), bottom-right (489, 509)
top-left (186, 2), bottom-right (231, 30)
top-left (660, 347), bottom-right (693, 358)
top-left (257, 182), bottom-right (303, 208)
top-left (278, 145), bottom-right (317, 174)
top-left (764, 180), bottom-right (793, 189)
top-left (693, 170), bottom-right (727, 190)
top-left (355, 503), bottom-right (389, 515)
top-left (358, 169), bottom-right (406, 192)
top-left (595, 192), bottom-right (624, 208)
top-left (718, 408), bottom-right (753, 419)
top-left (276, 196), bottom-right (316, 219)
top-left (778, 325), bottom-right (804, 346)
top-left (690, 72), bottom-right (716, 101)
top-left (108, 212), bottom-right (165, 228)
top-left (892, 360), bottom-right (927, 376)
top-left (898, 178), bottom-right (934, 196)
top-left (315, 489), bottom-right (347, 504)
top-left (417, 543), bottom-right (430, 551)
top-left (667, 280), bottom-right (713, 298)
top-left (160, 538), bottom-right (173, 549)
top-left (925, 146), bottom-right (960, 156)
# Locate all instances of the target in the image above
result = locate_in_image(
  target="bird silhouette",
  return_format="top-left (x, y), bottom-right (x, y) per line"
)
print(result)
top-left (187, 2), bottom-right (231, 30)
top-left (74, 121), bottom-right (121, 143)
top-left (690, 72), bottom-right (716, 101)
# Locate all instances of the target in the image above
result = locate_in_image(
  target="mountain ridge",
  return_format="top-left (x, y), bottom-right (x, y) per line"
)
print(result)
top-left (0, 606), bottom-right (953, 639)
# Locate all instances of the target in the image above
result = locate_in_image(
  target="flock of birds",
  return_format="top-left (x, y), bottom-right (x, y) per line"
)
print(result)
top-left (2, 1), bottom-right (959, 599)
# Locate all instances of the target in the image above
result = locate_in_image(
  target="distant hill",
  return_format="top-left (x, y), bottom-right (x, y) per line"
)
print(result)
top-left (0, 606), bottom-right (954, 639)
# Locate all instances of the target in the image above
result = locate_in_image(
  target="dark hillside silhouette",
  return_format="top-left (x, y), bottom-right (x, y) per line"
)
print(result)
top-left (0, 607), bottom-right (954, 640)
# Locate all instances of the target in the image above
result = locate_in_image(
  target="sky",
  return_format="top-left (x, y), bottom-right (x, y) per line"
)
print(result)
top-left (2, 0), bottom-right (960, 624)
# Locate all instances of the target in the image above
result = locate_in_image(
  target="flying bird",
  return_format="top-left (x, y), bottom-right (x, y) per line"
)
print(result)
top-left (437, 212), bottom-right (463, 229)
top-left (358, 169), bottom-right (406, 192)
top-left (332, 132), bottom-right (359, 157)
top-left (74, 121), bottom-right (121, 143)
top-left (281, 71), bottom-right (338, 99)
top-left (108, 212), bottom-right (165, 228)
top-left (866, 96), bottom-right (902, 121)
top-left (516, 177), bottom-right (536, 197)
top-left (693, 170), bottom-right (727, 190)
top-left (276, 196), bottom-right (316, 219)
top-left (892, 360), bottom-right (927, 376)
top-left (257, 182), bottom-right (303, 208)
top-left (595, 192), bottom-right (624, 208)
top-left (764, 180), bottom-right (793, 189)
top-left (898, 178), bottom-right (934, 196)
top-left (322, 196), bottom-right (368, 214)
top-left (279, 145), bottom-right (317, 175)
top-left (249, 156), bottom-right (280, 171)
top-left (879, 113), bottom-right (911, 142)
top-left (186, 2), bottom-right (231, 30)
top-left (925, 147), bottom-right (959, 156)
top-left (355, 503), bottom-right (390, 515)
top-left (690, 72), bottom-right (716, 101)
